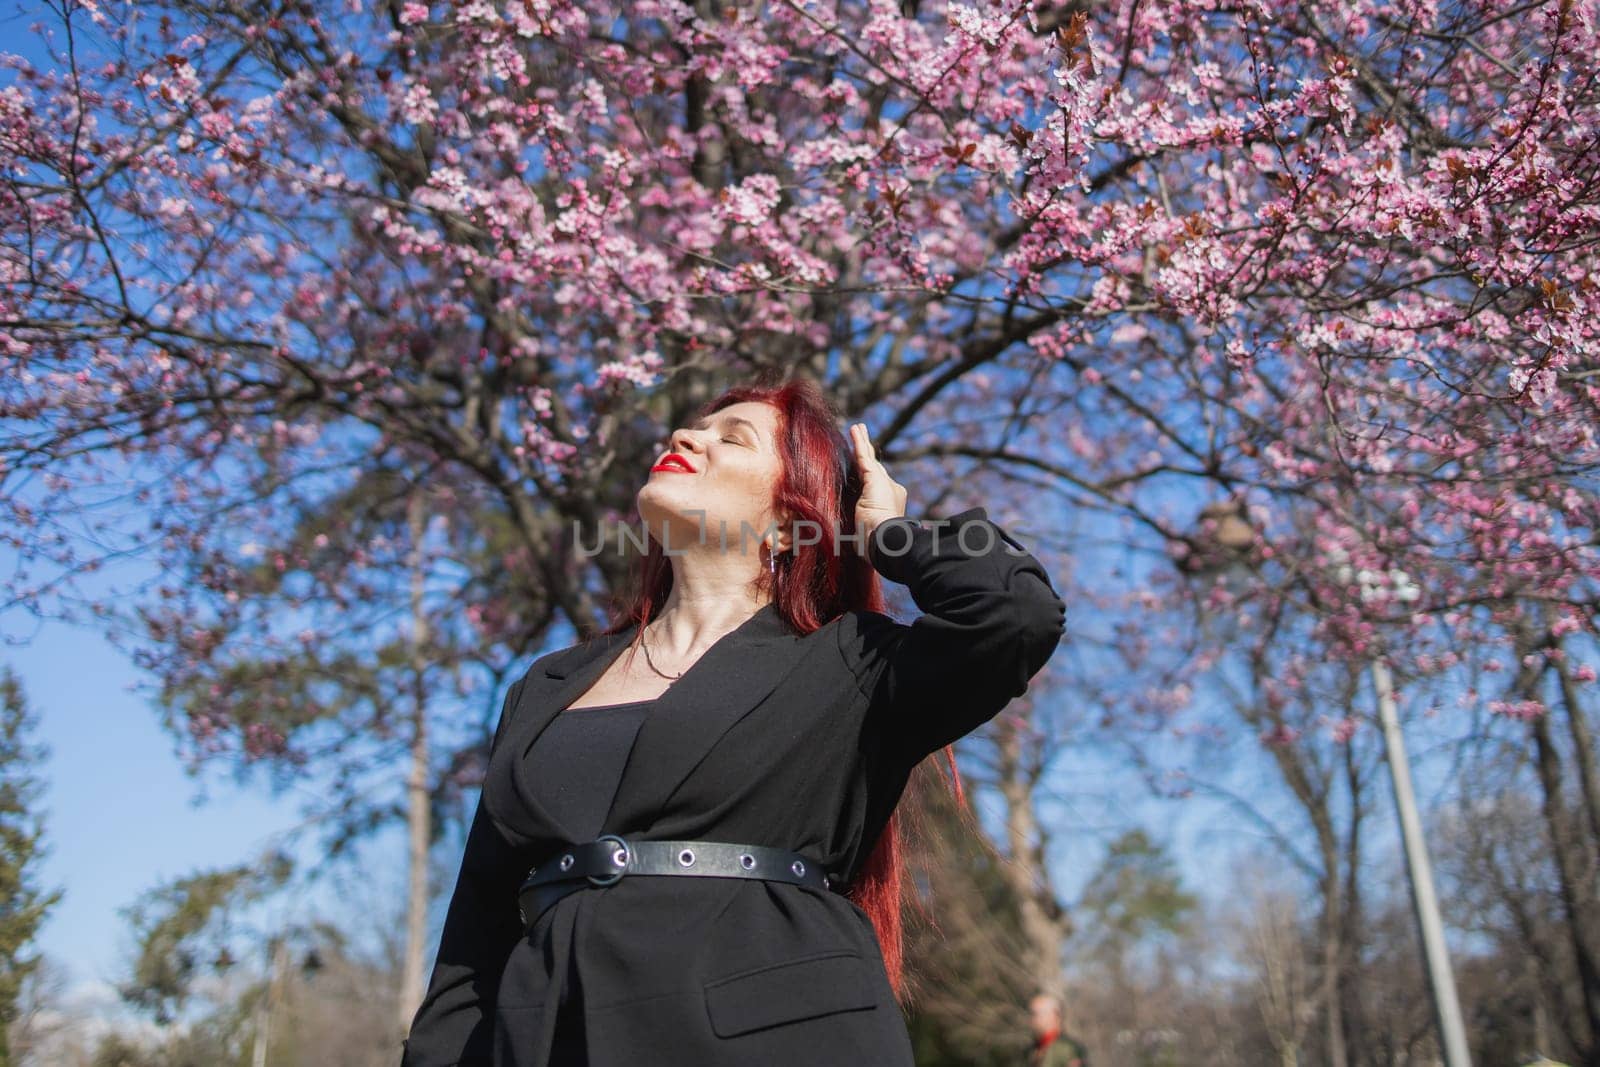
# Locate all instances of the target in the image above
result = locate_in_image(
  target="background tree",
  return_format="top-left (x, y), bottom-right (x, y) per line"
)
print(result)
top-left (3, 955), bottom-right (74, 1067)
top-left (107, 853), bottom-right (400, 1067)
top-left (1074, 829), bottom-right (1196, 988)
top-left (1066, 830), bottom-right (1198, 1067)
top-left (1222, 874), bottom-right (1319, 1067)
top-left (1436, 763), bottom-right (1596, 1062)
top-left (115, 854), bottom-right (294, 1028)
top-left (0, 667), bottom-right (62, 1067)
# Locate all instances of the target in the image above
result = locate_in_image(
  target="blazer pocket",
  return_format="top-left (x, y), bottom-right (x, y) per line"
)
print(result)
top-left (703, 950), bottom-right (877, 1038)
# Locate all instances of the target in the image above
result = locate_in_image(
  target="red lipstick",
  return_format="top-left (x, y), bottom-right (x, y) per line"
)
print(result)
top-left (651, 453), bottom-right (696, 474)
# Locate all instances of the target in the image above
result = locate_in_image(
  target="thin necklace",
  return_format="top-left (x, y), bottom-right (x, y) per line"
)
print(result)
top-left (641, 626), bottom-right (683, 680)
top-left (641, 606), bottom-right (766, 681)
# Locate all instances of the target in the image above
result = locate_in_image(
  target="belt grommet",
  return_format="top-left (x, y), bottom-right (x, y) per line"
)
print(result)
top-left (739, 853), bottom-right (756, 870)
top-left (678, 848), bottom-right (696, 867)
top-left (559, 853), bottom-right (574, 871)
top-left (791, 860), bottom-right (806, 877)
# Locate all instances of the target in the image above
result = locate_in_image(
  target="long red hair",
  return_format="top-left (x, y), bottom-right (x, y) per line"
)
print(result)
top-left (596, 373), bottom-right (967, 1002)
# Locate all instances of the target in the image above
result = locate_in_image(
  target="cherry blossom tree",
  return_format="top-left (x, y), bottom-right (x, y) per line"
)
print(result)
top-left (5, 0), bottom-right (1600, 1056)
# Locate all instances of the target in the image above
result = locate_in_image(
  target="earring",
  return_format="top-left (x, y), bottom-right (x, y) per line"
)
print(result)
top-left (767, 540), bottom-right (777, 575)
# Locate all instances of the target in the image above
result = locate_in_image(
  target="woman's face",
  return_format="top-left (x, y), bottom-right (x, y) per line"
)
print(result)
top-left (636, 400), bottom-right (788, 559)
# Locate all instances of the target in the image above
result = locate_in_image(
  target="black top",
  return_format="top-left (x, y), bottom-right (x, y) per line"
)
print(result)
top-left (520, 699), bottom-right (655, 842)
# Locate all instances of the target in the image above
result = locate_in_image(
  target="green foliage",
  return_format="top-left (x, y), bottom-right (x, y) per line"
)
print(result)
top-left (0, 666), bottom-right (62, 1067)
top-left (1077, 829), bottom-right (1196, 954)
top-left (117, 854), bottom-right (293, 1025)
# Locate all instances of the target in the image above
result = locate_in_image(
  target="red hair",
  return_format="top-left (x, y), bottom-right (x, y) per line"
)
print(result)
top-left (598, 372), bottom-right (968, 1002)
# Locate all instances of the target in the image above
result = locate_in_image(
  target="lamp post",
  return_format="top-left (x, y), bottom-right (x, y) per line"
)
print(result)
top-left (1334, 556), bottom-right (1472, 1067)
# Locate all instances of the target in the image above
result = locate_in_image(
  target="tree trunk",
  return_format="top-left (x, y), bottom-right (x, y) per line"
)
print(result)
top-left (1264, 727), bottom-right (1349, 1067)
top-left (1530, 706), bottom-right (1600, 1060)
top-left (1319, 869), bottom-right (1349, 1067)
top-left (1554, 645), bottom-right (1600, 855)
top-left (993, 718), bottom-right (1070, 995)
top-left (252, 938), bottom-right (290, 1067)
top-left (1339, 739), bottom-right (1366, 1066)
top-left (400, 491), bottom-right (432, 1035)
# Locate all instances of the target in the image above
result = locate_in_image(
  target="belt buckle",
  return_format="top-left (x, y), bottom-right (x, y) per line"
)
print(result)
top-left (587, 833), bottom-right (630, 887)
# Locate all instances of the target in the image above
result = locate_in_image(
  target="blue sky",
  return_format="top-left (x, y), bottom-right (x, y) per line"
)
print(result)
top-left (7, 602), bottom-right (314, 998)
top-left (5, 570), bottom-right (462, 1026)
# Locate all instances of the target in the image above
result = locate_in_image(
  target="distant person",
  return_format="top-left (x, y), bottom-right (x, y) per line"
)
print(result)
top-left (1026, 992), bottom-right (1088, 1067)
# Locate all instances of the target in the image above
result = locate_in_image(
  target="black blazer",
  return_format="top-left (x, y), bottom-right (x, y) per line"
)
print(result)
top-left (401, 505), bottom-right (1066, 1067)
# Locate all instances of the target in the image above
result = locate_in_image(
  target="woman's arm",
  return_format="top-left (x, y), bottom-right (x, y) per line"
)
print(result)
top-left (401, 679), bottom-right (529, 1067)
top-left (843, 505), bottom-right (1066, 765)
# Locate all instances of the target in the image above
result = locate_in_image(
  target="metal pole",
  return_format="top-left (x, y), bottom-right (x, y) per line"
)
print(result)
top-left (1370, 657), bottom-right (1472, 1067)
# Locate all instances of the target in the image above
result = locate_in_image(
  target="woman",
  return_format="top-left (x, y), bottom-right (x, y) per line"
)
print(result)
top-left (401, 376), bottom-right (1065, 1067)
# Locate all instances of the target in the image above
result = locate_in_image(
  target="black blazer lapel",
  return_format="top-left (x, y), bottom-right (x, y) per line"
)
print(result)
top-left (500, 603), bottom-right (805, 842)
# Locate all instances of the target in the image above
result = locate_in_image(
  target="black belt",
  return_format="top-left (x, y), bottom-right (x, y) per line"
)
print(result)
top-left (517, 835), bottom-right (839, 931)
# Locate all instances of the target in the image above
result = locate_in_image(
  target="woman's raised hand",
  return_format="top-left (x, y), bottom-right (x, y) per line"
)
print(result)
top-left (850, 422), bottom-right (908, 546)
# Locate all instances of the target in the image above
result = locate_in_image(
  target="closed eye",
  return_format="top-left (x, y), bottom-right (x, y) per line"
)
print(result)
top-left (689, 416), bottom-right (763, 450)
